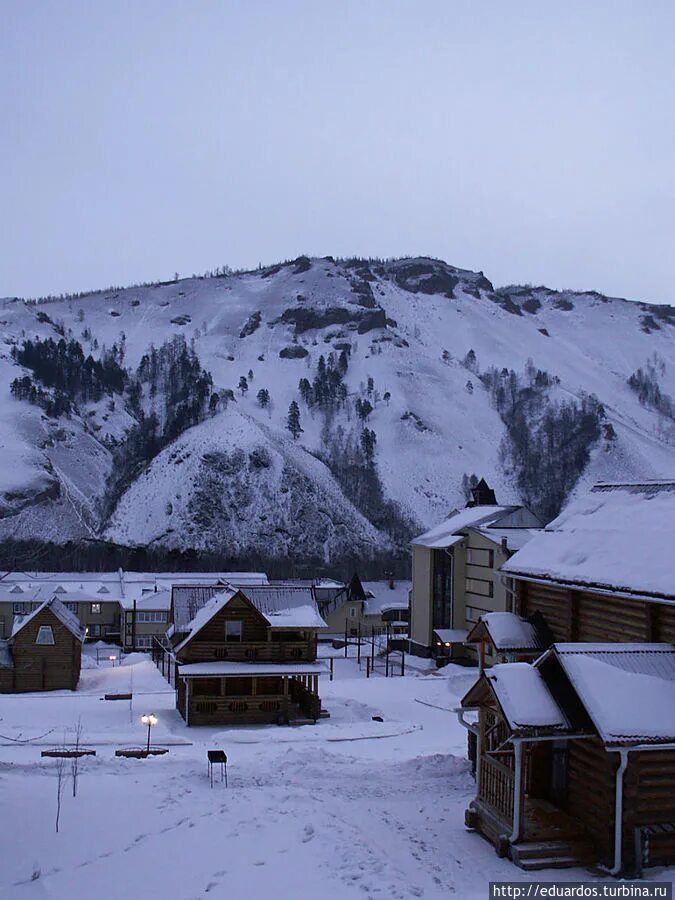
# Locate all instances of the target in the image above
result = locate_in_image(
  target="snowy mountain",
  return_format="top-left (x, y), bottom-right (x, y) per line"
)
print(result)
top-left (1, 255), bottom-right (674, 567)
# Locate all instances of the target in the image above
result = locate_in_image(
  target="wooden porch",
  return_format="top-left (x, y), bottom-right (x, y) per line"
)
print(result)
top-left (467, 749), bottom-right (597, 869)
top-left (180, 672), bottom-right (322, 726)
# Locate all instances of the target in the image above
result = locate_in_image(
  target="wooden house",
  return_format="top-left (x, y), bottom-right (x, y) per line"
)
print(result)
top-left (410, 482), bottom-right (542, 662)
top-left (460, 643), bottom-right (675, 874)
top-left (170, 585), bottom-right (327, 726)
top-left (464, 611), bottom-right (553, 669)
top-left (316, 574), bottom-right (411, 638)
top-left (502, 481), bottom-right (675, 645)
top-left (0, 596), bottom-right (85, 693)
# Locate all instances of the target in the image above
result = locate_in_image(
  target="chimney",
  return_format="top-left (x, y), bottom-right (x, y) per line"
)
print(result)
top-left (501, 537), bottom-right (508, 554)
top-left (385, 570), bottom-right (395, 590)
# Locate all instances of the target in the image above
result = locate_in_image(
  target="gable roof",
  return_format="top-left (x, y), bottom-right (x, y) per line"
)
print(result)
top-left (502, 481), bottom-right (675, 601)
top-left (11, 596), bottom-right (85, 642)
top-left (173, 588), bottom-right (240, 652)
top-left (540, 643), bottom-right (675, 745)
top-left (466, 611), bottom-right (551, 653)
top-left (462, 662), bottom-right (569, 733)
top-left (173, 584), bottom-right (327, 652)
top-left (412, 506), bottom-right (514, 549)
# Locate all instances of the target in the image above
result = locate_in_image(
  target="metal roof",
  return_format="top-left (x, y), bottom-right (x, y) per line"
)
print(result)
top-left (543, 643), bottom-right (675, 745)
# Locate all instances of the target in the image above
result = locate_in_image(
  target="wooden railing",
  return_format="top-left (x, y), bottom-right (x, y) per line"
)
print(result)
top-left (181, 641), bottom-right (315, 662)
top-left (479, 755), bottom-right (515, 824)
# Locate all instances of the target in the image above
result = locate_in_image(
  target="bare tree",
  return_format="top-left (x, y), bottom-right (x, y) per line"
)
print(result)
top-left (71, 717), bottom-right (84, 798)
top-left (54, 754), bottom-right (67, 833)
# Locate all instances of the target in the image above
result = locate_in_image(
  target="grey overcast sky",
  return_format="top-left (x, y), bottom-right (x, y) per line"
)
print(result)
top-left (1, 1), bottom-right (674, 303)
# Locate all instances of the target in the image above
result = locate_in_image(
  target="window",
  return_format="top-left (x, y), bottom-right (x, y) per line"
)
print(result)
top-left (465, 577), bottom-right (494, 598)
top-left (90, 624), bottom-right (101, 637)
top-left (225, 620), bottom-right (242, 642)
top-left (35, 625), bottom-right (55, 645)
top-left (466, 548), bottom-right (494, 568)
top-left (65, 602), bottom-right (79, 613)
top-left (137, 611), bottom-right (166, 623)
top-left (349, 607), bottom-right (357, 618)
top-left (134, 635), bottom-right (153, 648)
top-left (195, 678), bottom-right (221, 697)
top-left (13, 603), bottom-right (25, 614)
top-left (90, 603), bottom-right (101, 615)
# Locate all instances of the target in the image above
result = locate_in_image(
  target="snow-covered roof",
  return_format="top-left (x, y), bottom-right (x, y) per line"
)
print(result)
top-left (434, 628), bottom-right (469, 644)
top-left (481, 663), bottom-right (569, 732)
top-left (11, 596), bottom-right (85, 642)
top-left (174, 585), bottom-right (327, 652)
top-left (179, 661), bottom-right (326, 677)
top-left (264, 604), bottom-right (326, 629)
top-left (119, 589), bottom-right (172, 611)
top-left (362, 581), bottom-right (411, 615)
top-left (412, 506), bottom-right (520, 549)
top-left (468, 612), bottom-right (549, 652)
top-left (544, 643), bottom-right (675, 744)
top-left (474, 527), bottom-right (540, 552)
top-left (173, 589), bottom-right (238, 651)
top-left (502, 482), bottom-right (675, 600)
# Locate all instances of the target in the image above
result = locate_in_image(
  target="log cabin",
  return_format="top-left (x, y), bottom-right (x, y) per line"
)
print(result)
top-left (464, 611), bottom-right (553, 668)
top-left (501, 481), bottom-right (675, 645)
top-left (0, 596), bottom-right (85, 692)
top-left (460, 642), bottom-right (675, 874)
top-left (170, 585), bottom-right (327, 726)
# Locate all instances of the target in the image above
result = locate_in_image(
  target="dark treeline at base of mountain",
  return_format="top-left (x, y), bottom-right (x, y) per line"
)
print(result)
top-left (0, 539), bottom-right (412, 581)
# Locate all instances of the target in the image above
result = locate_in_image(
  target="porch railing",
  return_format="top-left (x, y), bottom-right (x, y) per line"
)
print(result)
top-left (478, 754), bottom-right (514, 824)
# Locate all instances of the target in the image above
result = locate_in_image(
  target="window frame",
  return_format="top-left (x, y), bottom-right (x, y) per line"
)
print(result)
top-left (466, 547), bottom-right (494, 569)
top-left (90, 602), bottom-right (102, 615)
top-left (35, 625), bottom-right (55, 645)
top-left (225, 620), bottom-right (243, 643)
top-left (465, 577), bottom-right (494, 598)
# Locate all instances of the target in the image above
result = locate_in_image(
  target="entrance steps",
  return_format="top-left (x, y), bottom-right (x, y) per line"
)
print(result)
top-left (511, 838), bottom-right (596, 870)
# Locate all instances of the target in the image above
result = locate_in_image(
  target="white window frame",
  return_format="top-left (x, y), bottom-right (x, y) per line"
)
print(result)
top-left (35, 625), bottom-right (55, 645)
top-left (90, 603), bottom-right (102, 615)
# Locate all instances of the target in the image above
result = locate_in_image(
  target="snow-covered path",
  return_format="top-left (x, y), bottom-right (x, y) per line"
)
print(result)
top-left (0, 651), bottom-right (671, 899)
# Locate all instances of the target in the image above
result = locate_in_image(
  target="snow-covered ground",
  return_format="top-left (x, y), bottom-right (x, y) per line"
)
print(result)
top-left (1, 646), bottom-right (671, 898)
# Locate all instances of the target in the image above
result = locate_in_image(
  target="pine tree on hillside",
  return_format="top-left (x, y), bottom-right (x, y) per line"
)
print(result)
top-left (287, 401), bottom-right (303, 440)
top-left (257, 388), bottom-right (270, 408)
top-left (238, 375), bottom-right (249, 396)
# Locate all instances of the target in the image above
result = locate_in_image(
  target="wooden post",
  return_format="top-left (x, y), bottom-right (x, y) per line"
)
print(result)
top-left (401, 647), bottom-right (405, 676)
top-left (366, 657), bottom-right (370, 678)
top-left (330, 657), bottom-right (334, 681)
top-left (385, 644), bottom-right (390, 678)
top-left (344, 619), bottom-right (348, 657)
top-left (357, 621), bottom-right (361, 664)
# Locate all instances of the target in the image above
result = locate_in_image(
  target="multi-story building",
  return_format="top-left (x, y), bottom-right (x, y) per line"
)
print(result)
top-left (409, 480), bottom-right (541, 662)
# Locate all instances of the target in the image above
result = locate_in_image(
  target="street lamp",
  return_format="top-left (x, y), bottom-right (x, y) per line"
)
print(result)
top-left (141, 713), bottom-right (158, 753)
top-left (109, 655), bottom-right (117, 667)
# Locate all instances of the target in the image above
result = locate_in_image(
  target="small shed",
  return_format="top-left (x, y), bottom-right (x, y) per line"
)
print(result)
top-left (0, 596), bottom-right (85, 693)
top-left (465, 611), bottom-right (553, 668)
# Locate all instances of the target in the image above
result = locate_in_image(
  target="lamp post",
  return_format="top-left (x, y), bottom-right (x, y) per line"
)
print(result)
top-left (109, 655), bottom-right (117, 667)
top-left (141, 713), bottom-right (158, 753)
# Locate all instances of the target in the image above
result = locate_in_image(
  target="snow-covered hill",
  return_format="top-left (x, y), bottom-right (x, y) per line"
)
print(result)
top-left (1, 256), bottom-right (673, 564)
